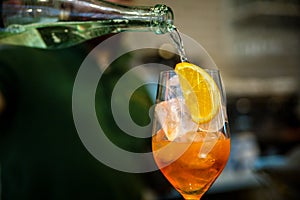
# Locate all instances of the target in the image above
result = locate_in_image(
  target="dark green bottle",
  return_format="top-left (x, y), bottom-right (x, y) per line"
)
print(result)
top-left (0, 0), bottom-right (174, 49)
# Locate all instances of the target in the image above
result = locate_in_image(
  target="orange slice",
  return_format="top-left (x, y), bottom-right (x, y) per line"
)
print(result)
top-left (175, 62), bottom-right (221, 124)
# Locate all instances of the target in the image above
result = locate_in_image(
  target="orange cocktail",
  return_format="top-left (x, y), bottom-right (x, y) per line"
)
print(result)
top-left (152, 62), bottom-right (230, 200)
top-left (153, 129), bottom-right (230, 199)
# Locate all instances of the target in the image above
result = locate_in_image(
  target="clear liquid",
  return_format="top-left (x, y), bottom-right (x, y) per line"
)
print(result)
top-left (1, 21), bottom-right (188, 57)
top-left (0, 21), bottom-right (115, 49)
top-left (0, 20), bottom-right (151, 49)
top-left (169, 27), bottom-right (188, 62)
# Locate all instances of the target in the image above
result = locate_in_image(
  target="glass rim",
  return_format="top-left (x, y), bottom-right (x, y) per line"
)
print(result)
top-left (159, 68), bottom-right (220, 75)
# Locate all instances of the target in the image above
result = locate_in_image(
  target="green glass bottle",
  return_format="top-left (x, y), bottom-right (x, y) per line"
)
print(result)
top-left (0, 0), bottom-right (174, 49)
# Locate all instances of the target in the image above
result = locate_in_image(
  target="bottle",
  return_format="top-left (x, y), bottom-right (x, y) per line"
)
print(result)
top-left (0, 0), bottom-right (174, 49)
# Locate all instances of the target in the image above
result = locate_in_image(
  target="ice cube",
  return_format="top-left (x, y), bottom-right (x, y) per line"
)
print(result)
top-left (198, 105), bottom-right (226, 132)
top-left (192, 154), bottom-right (216, 169)
top-left (179, 146), bottom-right (216, 169)
top-left (155, 98), bottom-right (198, 141)
top-left (155, 142), bottom-right (190, 165)
top-left (167, 75), bottom-right (183, 99)
top-left (197, 106), bottom-right (227, 158)
top-left (198, 132), bottom-right (222, 158)
top-left (169, 74), bottom-right (180, 86)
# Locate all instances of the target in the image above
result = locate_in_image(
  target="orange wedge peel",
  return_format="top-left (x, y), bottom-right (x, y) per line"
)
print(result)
top-left (175, 62), bottom-right (221, 124)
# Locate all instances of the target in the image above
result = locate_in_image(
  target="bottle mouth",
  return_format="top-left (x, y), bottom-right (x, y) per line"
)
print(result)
top-left (151, 4), bottom-right (174, 34)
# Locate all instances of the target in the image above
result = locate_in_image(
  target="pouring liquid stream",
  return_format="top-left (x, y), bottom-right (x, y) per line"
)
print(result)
top-left (169, 27), bottom-right (188, 63)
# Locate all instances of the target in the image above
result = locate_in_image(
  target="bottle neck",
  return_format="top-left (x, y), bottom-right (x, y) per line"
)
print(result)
top-left (0, 0), bottom-right (174, 34)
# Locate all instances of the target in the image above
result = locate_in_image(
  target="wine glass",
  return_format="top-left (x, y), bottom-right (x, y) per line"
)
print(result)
top-left (152, 69), bottom-right (230, 200)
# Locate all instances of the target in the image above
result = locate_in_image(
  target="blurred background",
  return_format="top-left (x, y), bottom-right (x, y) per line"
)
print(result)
top-left (126, 0), bottom-right (300, 199)
top-left (0, 0), bottom-right (299, 199)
